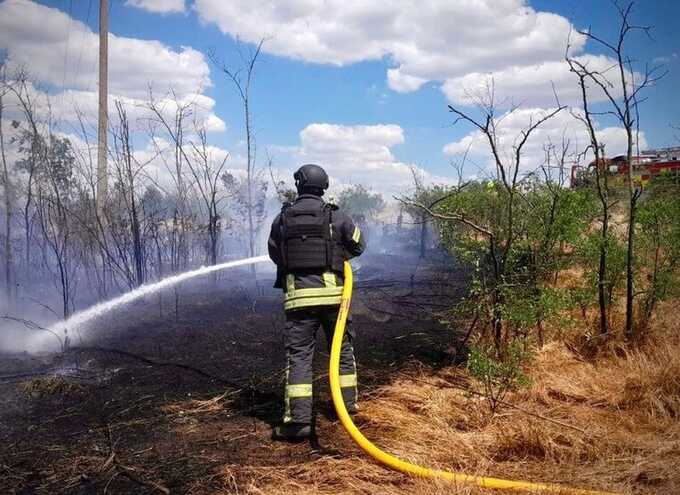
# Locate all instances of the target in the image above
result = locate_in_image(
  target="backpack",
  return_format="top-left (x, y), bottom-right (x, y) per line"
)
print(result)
top-left (280, 201), bottom-right (342, 272)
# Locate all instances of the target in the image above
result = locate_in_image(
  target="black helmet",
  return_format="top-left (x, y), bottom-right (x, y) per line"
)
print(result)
top-left (294, 164), bottom-right (329, 195)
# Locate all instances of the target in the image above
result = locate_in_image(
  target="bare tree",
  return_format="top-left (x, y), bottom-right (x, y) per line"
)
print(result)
top-left (568, 2), bottom-right (664, 336)
top-left (0, 66), bottom-right (15, 301)
top-left (146, 90), bottom-right (195, 276)
top-left (8, 71), bottom-right (42, 282)
top-left (110, 100), bottom-right (146, 287)
top-left (33, 132), bottom-right (80, 318)
top-left (146, 90), bottom-right (231, 266)
top-left (566, 56), bottom-right (611, 335)
top-left (71, 107), bottom-right (111, 298)
top-left (186, 124), bottom-right (229, 267)
top-left (210, 38), bottom-right (265, 267)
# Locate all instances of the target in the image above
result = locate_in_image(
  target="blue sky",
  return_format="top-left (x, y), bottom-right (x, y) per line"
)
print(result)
top-left (1, 0), bottom-right (679, 194)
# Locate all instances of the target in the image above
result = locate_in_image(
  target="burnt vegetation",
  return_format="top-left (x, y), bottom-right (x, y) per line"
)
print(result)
top-left (1, 2), bottom-right (680, 494)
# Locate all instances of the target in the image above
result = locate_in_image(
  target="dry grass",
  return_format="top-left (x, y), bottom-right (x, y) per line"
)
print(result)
top-left (22, 375), bottom-right (85, 398)
top-left (218, 300), bottom-right (680, 495)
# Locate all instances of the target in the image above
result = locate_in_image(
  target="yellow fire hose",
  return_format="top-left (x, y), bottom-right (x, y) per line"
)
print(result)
top-left (329, 261), bottom-right (618, 495)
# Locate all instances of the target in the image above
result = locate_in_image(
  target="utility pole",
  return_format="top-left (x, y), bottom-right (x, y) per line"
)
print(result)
top-left (96, 0), bottom-right (108, 216)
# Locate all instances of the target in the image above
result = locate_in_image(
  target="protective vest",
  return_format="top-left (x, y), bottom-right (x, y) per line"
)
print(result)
top-left (279, 201), bottom-right (344, 274)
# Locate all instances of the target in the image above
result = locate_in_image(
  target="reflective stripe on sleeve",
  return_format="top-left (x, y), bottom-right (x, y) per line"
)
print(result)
top-left (352, 226), bottom-right (361, 243)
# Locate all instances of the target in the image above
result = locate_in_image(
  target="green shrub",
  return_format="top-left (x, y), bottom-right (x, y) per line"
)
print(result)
top-left (467, 341), bottom-right (531, 414)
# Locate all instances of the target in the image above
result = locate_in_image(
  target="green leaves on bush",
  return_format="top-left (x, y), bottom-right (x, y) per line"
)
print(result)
top-left (467, 341), bottom-right (531, 414)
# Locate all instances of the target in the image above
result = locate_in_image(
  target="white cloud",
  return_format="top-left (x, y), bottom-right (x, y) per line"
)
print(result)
top-left (0, 0), bottom-right (210, 98)
top-left (443, 107), bottom-right (648, 176)
top-left (442, 54), bottom-right (637, 108)
top-left (125, 0), bottom-right (186, 15)
top-left (282, 123), bottom-right (456, 196)
top-left (194, 0), bottom-right (649, 113)
top-left (2, 81), bottom-right (225, 134)
top-left (387, 68), bottom-right (427, 93)
top-left (0, 0), bottom-right (218, 128)
top-left (194, 0), bottom-right (586, 101)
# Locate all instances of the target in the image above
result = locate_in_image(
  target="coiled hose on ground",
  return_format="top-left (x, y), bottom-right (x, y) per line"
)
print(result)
top-left (328, 261), bottom-right (618, 495)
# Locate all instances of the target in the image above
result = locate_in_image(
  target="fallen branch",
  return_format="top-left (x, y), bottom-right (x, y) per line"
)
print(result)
top-left (1, 315), bottom-right (63, 349)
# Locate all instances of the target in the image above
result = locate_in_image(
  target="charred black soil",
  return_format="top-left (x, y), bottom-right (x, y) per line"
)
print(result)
top-left (0, 251), bottom-right (468, 494)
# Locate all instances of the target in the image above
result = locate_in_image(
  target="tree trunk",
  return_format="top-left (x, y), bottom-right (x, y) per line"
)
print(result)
top-left (0, 97), bottom-right (13, 301)
top-left (23, 167), bottom-right (35, 281)
top-left (131, 203), bottom-right (143, 287)
top-left (419, 213), bottom-right (427, 258)
top-left (624, 127), bottom-right (636, 338)
top-left (245, 96), bottom-right (256, 275)
top-left (598, 171), bottom-right (609, 336)
top-left (625, 191), bottom-right (637, 337)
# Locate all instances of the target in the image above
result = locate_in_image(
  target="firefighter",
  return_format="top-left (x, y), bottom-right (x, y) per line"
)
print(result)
top-left (268, 164), bottom-right (365, 441)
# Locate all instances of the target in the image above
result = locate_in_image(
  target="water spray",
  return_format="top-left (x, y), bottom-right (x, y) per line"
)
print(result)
top-left (33, 255), bottom-right (271, 350)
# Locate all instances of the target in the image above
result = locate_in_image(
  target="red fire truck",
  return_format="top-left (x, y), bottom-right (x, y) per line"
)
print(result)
top-left (571, 146), bottom-right (680, 188)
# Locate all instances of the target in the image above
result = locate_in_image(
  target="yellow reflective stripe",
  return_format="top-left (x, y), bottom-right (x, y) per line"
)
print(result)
top-left (322, 272), bottom-right (337, 287)
top-left (286, 286), bottom-right (343, 299)
top-left (352, 226), bottom-right (361, 243)
top-left (285, 294), bottom-right (343, 310)
top-left (284, 277), bottom-right (343, 310)
top-left (286, 383), bottom-right (313, 398)
top-left (339, 373), bottom-right (357, 388)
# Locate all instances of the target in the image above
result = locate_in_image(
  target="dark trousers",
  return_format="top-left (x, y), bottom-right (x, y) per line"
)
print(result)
top-left (283, 305), bottom-right (357, 424)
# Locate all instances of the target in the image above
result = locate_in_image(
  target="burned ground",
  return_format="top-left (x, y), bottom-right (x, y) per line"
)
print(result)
top-left (0, 250), bottom-right (469, 494)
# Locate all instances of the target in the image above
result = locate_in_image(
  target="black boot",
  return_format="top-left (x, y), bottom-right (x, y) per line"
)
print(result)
top-left (272, 423), bottom-right (312, 442)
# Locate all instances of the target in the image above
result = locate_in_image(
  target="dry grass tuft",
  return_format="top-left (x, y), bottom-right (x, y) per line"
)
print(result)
top-left (163, 391), bottom-right (234, 416)
top-left (216, 301), bottom-right (680, 494)
top-left (22, 376), bottom-right (85, 398)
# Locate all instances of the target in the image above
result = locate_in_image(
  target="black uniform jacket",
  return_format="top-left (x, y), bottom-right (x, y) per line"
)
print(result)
top-left (267, 194), bottom-right (365, 291)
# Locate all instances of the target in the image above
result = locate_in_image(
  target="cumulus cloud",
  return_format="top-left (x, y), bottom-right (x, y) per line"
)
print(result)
top-left (0, 0), bottom-right (209, 97)
top-left (125, 0), bottom-right (186, 15)
top-left (194, 0), bottom-right (586, 102)
top-left (194, 0), bottom-right (583, 70)
top-left (0, 0), bottom-right (220, 130)
top-left (193, 0), bottom-right (650, 113)
top-left (281, 123), bottom-right (456, 196)
top-left (387, 69), bottom-right (428, 94)
top-left (1, 81), bottom-right (225, 135)
top-left (442, 54), bottom-right (638, 107)
top-left (443, 107), bottom-right (648, 176)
